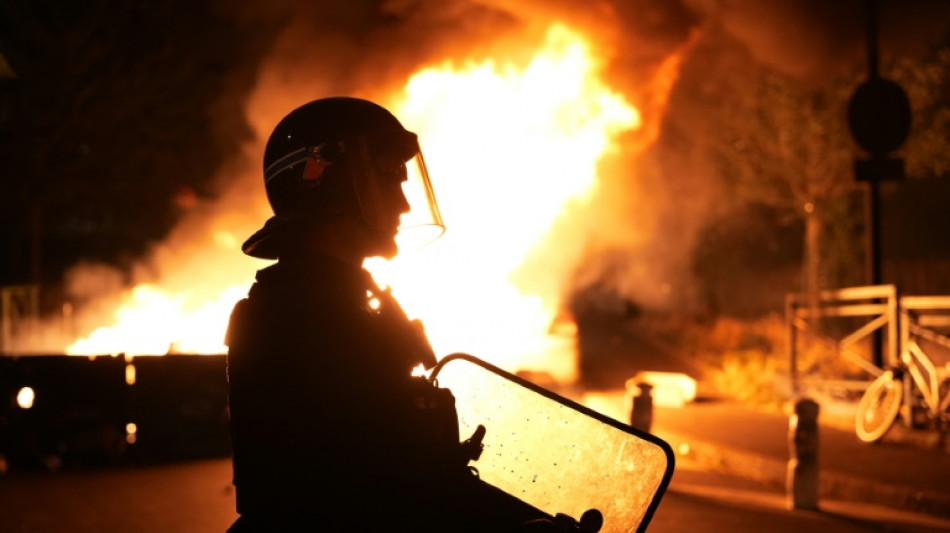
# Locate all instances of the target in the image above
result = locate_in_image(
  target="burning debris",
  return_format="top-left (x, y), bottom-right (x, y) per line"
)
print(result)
top-left (3, 0), bottom-right (948, 384)
top-left (42, 17), bottom-right (672, 384)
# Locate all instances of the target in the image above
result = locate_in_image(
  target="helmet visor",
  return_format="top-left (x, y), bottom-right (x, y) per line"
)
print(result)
top-left (347, 131), bottom-right (445, 248)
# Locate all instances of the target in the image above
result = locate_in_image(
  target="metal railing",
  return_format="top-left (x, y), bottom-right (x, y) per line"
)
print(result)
top-left (786, 284), bottom-right (950, 394)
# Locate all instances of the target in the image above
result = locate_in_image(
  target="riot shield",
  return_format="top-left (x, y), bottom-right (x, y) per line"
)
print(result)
top-left (431, 353), bottom-right (674, 533)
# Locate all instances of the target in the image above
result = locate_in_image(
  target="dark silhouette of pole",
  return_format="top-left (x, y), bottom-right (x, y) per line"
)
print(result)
top-left (865, 0), bottom-right (879, 80)
top-left (864, 0), bottom-right (882, 291)
top-left (848, 0), bottom-right (911, 368)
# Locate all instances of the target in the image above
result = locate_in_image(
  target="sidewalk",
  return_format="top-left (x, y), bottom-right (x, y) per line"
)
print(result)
top-left (576, 387), bottom-right (950, 521)
top-left (659, 463), bottom-right (950, 532)
top-left (571, 321), bottom-right (950, 525)
top-left (650, 399), bottom-right (950, 520)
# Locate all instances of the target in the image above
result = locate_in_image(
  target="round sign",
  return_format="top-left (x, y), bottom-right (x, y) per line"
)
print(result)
top-left (847, 77), bottom-right (911, 156)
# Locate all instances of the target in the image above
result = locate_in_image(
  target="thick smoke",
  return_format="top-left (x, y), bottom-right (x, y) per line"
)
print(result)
top-left (43, 0), bottom-right (949, 351)
top-left (234, 0), bottom-right (712, 316)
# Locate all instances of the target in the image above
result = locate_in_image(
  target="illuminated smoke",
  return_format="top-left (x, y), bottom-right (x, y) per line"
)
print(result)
top-left (16, 0), bottom-right (947, 365)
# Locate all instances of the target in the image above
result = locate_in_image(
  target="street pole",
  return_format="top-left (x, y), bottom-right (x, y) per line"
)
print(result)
top-left (864, 0), bottom-right (884, 370)
top-left (848, 0), bottom-right (910, 368)
top-left (863, 0), bottom-right (882, 291)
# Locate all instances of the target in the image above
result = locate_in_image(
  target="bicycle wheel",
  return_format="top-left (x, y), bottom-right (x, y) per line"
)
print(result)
top-left (855, 370), bottom-right (903, 443)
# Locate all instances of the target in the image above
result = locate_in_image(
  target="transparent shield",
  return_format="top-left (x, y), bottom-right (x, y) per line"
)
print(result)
top-left (431, 353), bottom-right (674, 533)
top-left (347, 134), bottom-right (445, 249)
top-left (396, 150), bottom-right (445, 249)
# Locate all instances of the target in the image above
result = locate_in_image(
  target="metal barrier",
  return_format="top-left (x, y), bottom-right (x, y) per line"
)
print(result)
top-left (786, 284), bottom-right (950, 393)
top-left (786, 284), bottom-right (897, 393)
top-left (900, 295), bottom-right (950, 356)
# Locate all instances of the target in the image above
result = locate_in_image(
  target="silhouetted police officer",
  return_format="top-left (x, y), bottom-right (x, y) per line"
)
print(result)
top-left (225, 97), bottom-right (554, 532)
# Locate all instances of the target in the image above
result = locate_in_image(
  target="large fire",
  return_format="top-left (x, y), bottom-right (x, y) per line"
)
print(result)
top-left (64, 24), bottom-right (648, 383)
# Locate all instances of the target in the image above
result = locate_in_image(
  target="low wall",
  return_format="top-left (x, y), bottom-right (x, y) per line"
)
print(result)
top-left (0, 354), bottom-right (230, 472)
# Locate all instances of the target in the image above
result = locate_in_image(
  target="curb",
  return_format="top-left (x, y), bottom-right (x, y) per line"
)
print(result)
top-left (655, 428), bottom-right (950, 520)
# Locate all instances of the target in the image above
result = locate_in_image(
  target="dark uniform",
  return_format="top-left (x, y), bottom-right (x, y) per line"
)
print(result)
top-left (224, 97), bottom-right (554, 532)
top-left (226, 250), bottom-right (470, 530)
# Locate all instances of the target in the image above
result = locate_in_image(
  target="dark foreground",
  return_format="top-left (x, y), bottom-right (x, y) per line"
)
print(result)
top-left (2, 456), bottom-right (948, 533)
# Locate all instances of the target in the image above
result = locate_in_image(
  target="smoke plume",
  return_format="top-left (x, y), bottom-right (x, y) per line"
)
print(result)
top-left (39, 0), bottom-right (949, 353)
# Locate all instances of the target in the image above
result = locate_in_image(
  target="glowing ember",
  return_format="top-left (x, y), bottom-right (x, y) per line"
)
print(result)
top-left (64, 24), bottom-right (641, 384)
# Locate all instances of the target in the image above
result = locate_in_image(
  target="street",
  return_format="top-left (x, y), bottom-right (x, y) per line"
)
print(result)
top-left (2, 456), bottom-right (947, 532)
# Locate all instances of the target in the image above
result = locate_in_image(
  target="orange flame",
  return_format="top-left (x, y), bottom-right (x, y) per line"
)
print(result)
top-left (369, 24), bottom-right (639, 382)
top-left (66, 283), bottom-right (249, 356)
top-left (64, 24), bottom-right (643, 384)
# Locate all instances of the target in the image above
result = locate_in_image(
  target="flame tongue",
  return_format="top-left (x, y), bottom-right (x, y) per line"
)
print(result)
top-left (368, 24), bottom-right (639, 382)
top-left (66, 24), bottom-right (641, 383)
top-left (66, 284), bottom-right (250, 356)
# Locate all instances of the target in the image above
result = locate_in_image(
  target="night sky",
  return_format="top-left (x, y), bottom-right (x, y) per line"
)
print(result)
top-left (1, 0), bottom-right (948, 317)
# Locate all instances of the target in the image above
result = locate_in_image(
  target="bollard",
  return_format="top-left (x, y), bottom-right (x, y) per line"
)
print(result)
top-left (629, 381), bottom-right (654, 433)
top-left (787, 397), bottom-right (820, 510)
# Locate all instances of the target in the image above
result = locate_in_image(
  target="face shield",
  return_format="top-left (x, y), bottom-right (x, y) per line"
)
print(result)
top-left (345, 130), bottom-right (445, 249)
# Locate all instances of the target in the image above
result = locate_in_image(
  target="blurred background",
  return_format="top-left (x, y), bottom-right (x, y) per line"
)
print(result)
top-left (0, 0), bottom-right (948, 468)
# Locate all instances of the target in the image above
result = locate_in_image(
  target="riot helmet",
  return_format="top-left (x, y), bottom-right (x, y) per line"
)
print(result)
top-left (242, 97), bottom-right (444, 259)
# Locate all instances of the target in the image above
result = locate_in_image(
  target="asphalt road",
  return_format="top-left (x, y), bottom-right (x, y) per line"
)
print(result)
top-left (2, 456), bottom-right (948, 532)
